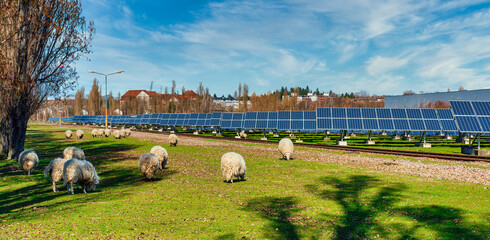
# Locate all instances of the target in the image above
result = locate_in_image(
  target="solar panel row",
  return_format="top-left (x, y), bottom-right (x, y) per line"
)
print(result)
top-left (450, 101), bottom-right (490, 133)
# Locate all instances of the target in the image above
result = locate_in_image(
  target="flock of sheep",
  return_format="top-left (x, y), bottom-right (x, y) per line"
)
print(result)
top-left (18, 128), bottom-right (295, 193)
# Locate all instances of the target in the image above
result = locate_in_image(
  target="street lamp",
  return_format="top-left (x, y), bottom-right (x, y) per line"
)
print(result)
top-left (87, 70), bottom-right (124, 129)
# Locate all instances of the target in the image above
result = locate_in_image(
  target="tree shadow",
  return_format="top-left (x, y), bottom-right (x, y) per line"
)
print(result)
top-left (244, 196), bottom-right (300, 240)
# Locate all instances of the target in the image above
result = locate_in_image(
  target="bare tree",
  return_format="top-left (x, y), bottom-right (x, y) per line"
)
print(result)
top-left (74, 87), bottom-right (85, 115)
top-left (88, 79), bottom-right (102, 115)
top-left (0, 0), bottom-right (94, 159)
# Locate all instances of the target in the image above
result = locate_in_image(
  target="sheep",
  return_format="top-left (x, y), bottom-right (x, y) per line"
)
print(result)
top-left (169, 134), bottom-right (178, 147)
top-left (124, 129), bottom-right (132, 137)
top-left (239, 130), bottom-right (248, 139)
top-left (97, 129), bottom-right (104, 137)
top-left (65, 130), bottom-right (73, 139)
top-left (18, 150), bottom-right (39, 175)
top-left (138, 153), bottom-right (160, 179)
top-left (44, 158), bottom-right (67, 192)
top-left (91, 129), bottom-right (98, 138)
top-left (113, 130), bottom-right (122, 139)
top-left (104, 128), bottom-right (111, 137)
top-left (278, 138), bottom-right (294, 160)
top-left (63, 159), bottom-right (100, 194)
top-left (76, 130), bottom-right (84, 139)
top-left (63, 147), bottom-right (86, 160)
top-left (221, 152), bottom-right (246, 183)
top-left (150, 146), bottom-right (169, 169)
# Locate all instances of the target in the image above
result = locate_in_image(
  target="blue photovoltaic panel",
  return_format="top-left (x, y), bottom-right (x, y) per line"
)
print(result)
top-left (421, 109), bottom-right (437, 119)
top-left (393, 119), bottom-right (409, 130)
top-left (363, 119), bottom-right (379, 130)
top-left (378, 119), bottom-right (394, 130)
top-left (348, 118), bottom-right (363, 130)
top-left (478, 117), bottom-right (490, 132)
top-left (332, 118), bottom-right (347, 129)
top-left (455, 116), bottom-right (481, 132)
top-left (304, 111), bottom-right (316, 120)
top-left (361, 108), bottom-right (377, 118)
top-left (290, 120), bottom-right (303, 130)
top-left (278, 111), bottom-right (291, 119)
top-left (440, 120), bottom-right (457, 131)
top-left (277, 120), bottom-right (290, 130)
top-left (291, 111), bottom-right (303, 120)
top-left (424, 120), bottom-right (441, 131)
top-left (392, 109), bottom-right (407, 119)
top-left (317, 118), bottom-right (331, 129)
top-left (205, 113), bottom-right (212, 126)
top-left (332, 108), bottom-right (346, 118)
top-left (347, 108), bottom-right (361, 118)
top-left (408, 119), bottom-right (425, 131)
top-left (377, 109), bottom-right (392, 119)
top-left (232, 113), bottom-right (243, 120)
top-left (406, 109), bottom-right (422, 119)
top-left (222, 113), bottom-right (233, 120)
top-left (210, 112), bottom-right (222, 126)
top-left (317, 108), bottom-right (331, 118)
top-left (231, 120), bottom-right (243, 128)
top-left (257, 112), bottom-right (268, 120)
top-left (472, 102), bottom-right (490, 116)
top-left (244, 119), bottom-right (256, 129)
top-left (267, 112), bottom-right (278, 129)
top-left (437, 109), bottom-right (453, 119)
top-left (245, 112), bottom-right (257, 120)
top-left (450, 101), bottom-right (475, 115)
top-left (221, 120), bottom-right (232, 128)
top-left (161, 114), bottom-right (170, 119)
top-left (303, 120), bottom-right (316, 130)
top-left (256, 120), bottom-right (268, 129)
top-left (140, 115), bottom-right (150, 124)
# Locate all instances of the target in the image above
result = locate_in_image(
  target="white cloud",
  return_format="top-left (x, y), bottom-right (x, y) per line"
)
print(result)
top-left (366, 56), bottom-right (409, 76)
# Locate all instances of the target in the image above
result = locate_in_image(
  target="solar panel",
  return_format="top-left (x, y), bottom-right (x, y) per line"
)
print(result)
top-left (210, 112), bottom-right (222, 126)
top-left (421, 109), bottom-right (438, 119)
top-left (304, 111), bottom-right (316, 120)
top-left (376, 108), bottom-right (392, 119)
top-left (278, 111), bottom-right (291, 119)
top-left (393, 119), bottom-right (409, 130)
top-left (478, 117), bottom-right (490, 132)
top-left (436, 109), bottom-right (453, 119)
top-left (363, 119), bottom-right (379, 130)
top-left (277, 120), bottom-right (291, 130)
top-left (450, 101), bottom-right (475, 115)
top-left (317, 108), bottom-right (331, 118)
top-left (332, 118), bottom-right (347, 129)
top-left (290, 120), bottom-right (303, 130)
top-left (406, 109), bottom-right (422, 119)
top-left (347, 108), bottom-right (361, 118)
top-left (317, 118), bottom-right (331, 129)
top-left (332, 108), bottom-right (346, 118)
top-left (231, 113), bottom-right (244, 129)
top-left (303, 120), bottom-right (317, 130)
top-left (267, 112), bottom-right (278, 129)
top-left (361, 108), bottom-right (377, 118)
top-left (245, 112), bottom-right (257, 120)
top-left (392, 109), bottom-right (407, 118)
top-left (257, 112), bottom-right (268, 120)
top-left (378, 119), bottom-right (394, 130)
top-left (348, 118), bottom-right (363, 130)
top-left (440, 120), bottom-right (458, 131)
top-left (424, 119), bottom-right (441, 131)
top-left (408, 119), bottom-right (425, 131)
top-left (472, 102), bottom-right (490, 116)
top-left (455, 116), bottom-right (482, 132)
top-left (291, 111), bottom-right (303, 120)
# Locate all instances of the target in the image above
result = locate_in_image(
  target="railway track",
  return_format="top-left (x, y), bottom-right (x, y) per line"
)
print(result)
top-left (134, 129), bottom-right (490, 163)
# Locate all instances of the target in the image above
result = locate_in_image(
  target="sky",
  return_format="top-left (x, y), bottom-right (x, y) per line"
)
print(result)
top-left (73, 0), bottom-right (490, 98)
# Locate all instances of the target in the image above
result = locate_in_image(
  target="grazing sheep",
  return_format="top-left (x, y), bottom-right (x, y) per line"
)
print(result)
top-left (63, 159), bottom-right (100, 194)
top-left (44, 158), bottom-right (67, 192)
top-left (169, 134), bottom-right (178, 147)
top-left (65, 130), bottom-right (73, 139)
top-left (278, 138), bottom-right (294, 160)
top-left (76, 130), bottom-right (84, 139)
top-left (18, 150), bottom-right (39, 175)
top-left (63, 147), bottom-right (86, 160)
top-left (97, 129), bottom-right (104, 137)
top-left (139, 153), bottom-right (160, 179)
top-left (221, 152), bottom-right (246, 183)
top-left (239, 130), bottom-right (248, 139)
top-left (91, 129), bottom-right (98, 138)
top-left (113, 130), bottom-right (122, 139)
top-left (125, 129), bottom-right (132, 137)
top-left (150, 146), bottom-right (169, 169)
top-left (104, 128), bottom-right (111, 137)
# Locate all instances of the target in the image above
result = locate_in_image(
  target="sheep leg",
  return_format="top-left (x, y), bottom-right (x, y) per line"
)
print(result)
top-left (52, 181), bottom-right (58, 192)
top-left (83, 186), bottom-right (87, 194)
top-left (68, 182), bottom-right (74, 194)
top-left (28, 169), bottom-right (31, 175)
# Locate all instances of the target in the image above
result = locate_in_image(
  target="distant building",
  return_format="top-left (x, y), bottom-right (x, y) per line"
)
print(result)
top-left (384, 89), bottom-right (490, 108)
top-left (121, 90), bottom-right (162, 101)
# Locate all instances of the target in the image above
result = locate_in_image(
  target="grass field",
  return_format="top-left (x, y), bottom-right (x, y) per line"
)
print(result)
top-left (0, 124), bottom-right (489, 239)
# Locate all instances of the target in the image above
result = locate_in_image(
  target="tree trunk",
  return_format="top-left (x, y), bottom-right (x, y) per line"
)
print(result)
top-left (7, 118), bottom-right (28, 160)
top-left (0, 119), bottom-right (9, 155)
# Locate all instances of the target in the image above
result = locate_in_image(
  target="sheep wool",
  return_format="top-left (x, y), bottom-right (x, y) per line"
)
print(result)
top-left (104, 128), bottom-right (111, 137)
top-left (63, 159), bottom-right (100, 194)
top-left (124, 129), bottom-right (132, 137)
top-left (139, 153), bottom-right (160, 179)
top-left (63, 147), bottom-right (86, 160)
top-left (113, 130), bottom-right (122, 139)
top-left (76, 130), bottom-right (84, 139)
top-left (278, 138), bottom-right (294, 160)
top-left (18, 150), bottom-right (39, 175)
top-left (220, 152), bottom-right (246, 183)
top-left (65, 130), bottom-right (73, 139)
top-left (239, 130), bottom-right (248, 139)
top-left (91, 129), bottom-right (98, 138)
top-left (150, 146), bottom-right (169, 169)
top-left (169, 134), bottom-right (178, 147)
top-left (44, 158), bottom-right (67, 192)
top-left (97, 129), bottom-right (104, 137)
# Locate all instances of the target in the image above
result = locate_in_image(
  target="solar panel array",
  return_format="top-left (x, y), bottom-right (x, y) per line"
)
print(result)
top-left (51, 101), bottom-right (490, 134)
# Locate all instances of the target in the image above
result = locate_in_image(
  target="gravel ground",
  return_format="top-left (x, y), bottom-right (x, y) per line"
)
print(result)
top-left (133, 131), bottom-right (490, 185)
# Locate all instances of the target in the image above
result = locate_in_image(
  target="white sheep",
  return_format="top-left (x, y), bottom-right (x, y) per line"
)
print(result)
top-left (139, 153), bottom-right (160, 179)
top-left (124, 129), bottom-right (132, 137)
top-left (239, 130), bottom-right (248, 139)
top-left (76, 130), bottom-right (84, 139)
top-left (65, 130), bottom-right (73, 139)
top-left (104, 128), bottom-right (111, 137)
top-left (278, 138), bottom-right (294, 160)
top-left (113, 130), bottom-right (122, 139)
top-left (63, 159), bottom-right (100, 194)
top-left (150, 146), bottom-right (169, 169)
top-left (91, 129), bottom-right (98, 138)
top-left (221, 152), bottom-right (246, 183)
top-left (63, 147), bottom-right (86, 160)
top-left (169, 134), bottom-right (178, 147)
top-left (18, 150), bottom-right (39, 175)
top-left (44, 158), bottom-right (67, 192)
top-left (97, 129), bottom-right (104, 137)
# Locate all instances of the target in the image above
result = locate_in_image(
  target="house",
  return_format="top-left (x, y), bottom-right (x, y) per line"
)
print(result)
top-left (121, 90), bottom-right (162, 101)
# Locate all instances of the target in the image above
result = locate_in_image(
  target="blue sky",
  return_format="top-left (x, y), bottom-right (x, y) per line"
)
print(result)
top-left (73, 0), bottom-right (490, 97)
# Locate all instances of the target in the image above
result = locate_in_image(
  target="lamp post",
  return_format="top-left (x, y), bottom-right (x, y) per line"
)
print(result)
top-left (87, 70), bottom-right (124, 129)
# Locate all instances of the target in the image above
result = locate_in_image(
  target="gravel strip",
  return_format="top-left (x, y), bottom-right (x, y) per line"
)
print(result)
top-left (132, 131), bottom-right (490, 185)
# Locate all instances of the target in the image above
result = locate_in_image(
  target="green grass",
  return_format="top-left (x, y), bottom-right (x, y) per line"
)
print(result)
top-left (0, 124), bottom-right (489, 239)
